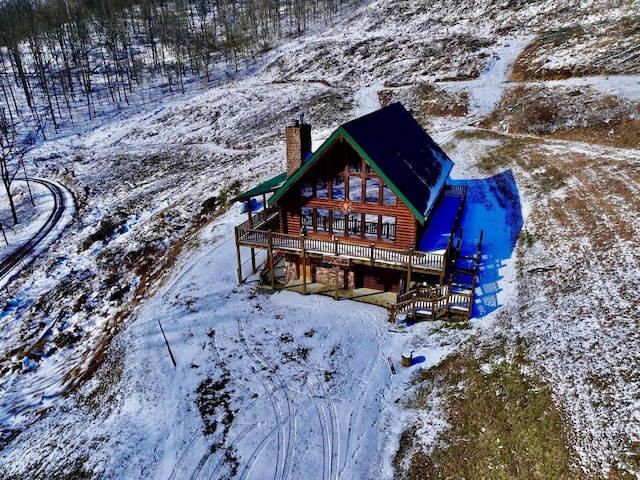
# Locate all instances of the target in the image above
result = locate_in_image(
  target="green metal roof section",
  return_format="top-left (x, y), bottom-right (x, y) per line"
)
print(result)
top-left (231, 171), bottom-right (288, 203)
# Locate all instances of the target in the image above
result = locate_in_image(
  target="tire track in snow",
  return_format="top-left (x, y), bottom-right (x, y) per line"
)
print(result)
top-left (0, 178), bottom-right (72, 285)
top-left (207, 330), bottom-right (280, 480)
top-left (237, 318), bottom-right (295, 480)
top-left (304, 374), bottom-right (339, 480)
top-left (167, 432), bottom-right (206, 480)
top-left (242, 318), bottom-right (342, 480)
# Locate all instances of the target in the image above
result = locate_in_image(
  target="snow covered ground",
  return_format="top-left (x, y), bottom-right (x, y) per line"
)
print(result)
top-left (1, 0), bottom-right (640, 478)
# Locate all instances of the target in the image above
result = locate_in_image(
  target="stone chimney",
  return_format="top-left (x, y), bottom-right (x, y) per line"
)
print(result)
top-left (285, 113), bottom-right (312, 177)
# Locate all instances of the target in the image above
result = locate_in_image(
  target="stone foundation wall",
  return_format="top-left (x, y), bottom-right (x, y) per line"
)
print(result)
top-left (316, 267), bottom-right (355, 289)
top-left (284, 257), bottom-right (299, 281)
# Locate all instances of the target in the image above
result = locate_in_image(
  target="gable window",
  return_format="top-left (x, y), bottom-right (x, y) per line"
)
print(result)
top-left (301, 180), bottom-right (313, 197)
top-left (332, 173), bottom-right (345, 201)
top-left (382, 183), bottom-right (396, 206)
top-left (348, 155), bottom-right (362, 173)
top-left (316, 176), bottom-right (328, 199)
top-left (365, 178), bottom-right (379, 203)
top-left (348, 175), bottom-right (362, 202)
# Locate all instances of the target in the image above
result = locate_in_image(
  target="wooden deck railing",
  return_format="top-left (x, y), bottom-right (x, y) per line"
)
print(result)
top-left (444, 184), bottom-right (467, 198)
top-left (236, 205), bottom-right (279, 231)
top-left (392, 284), bottom-right (472, 320)
top-left (236, 227), bottom-right (446, 274)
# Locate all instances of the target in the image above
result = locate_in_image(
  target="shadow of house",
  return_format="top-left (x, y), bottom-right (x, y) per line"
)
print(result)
top-left (449, 169), bottom-right (524, 318)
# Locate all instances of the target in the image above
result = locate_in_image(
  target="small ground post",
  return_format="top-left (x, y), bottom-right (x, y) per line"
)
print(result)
top-left (401, 351), bottom-right (413, 367)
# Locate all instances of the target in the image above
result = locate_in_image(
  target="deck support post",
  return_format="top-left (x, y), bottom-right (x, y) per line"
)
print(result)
top-left (411, 293), bottom-right (416, 319)
top-left (235, 227), bottom-right (243, 285)
top-left (445, 281), bottom-right (451, 320)
top-left (370, 243), bottom-right (375, 266)
top-left (268, 231), bottom-right (275, 290)
top-left (247, 202), bottom-right (257, 273)
top-left (407, 248), bottom-right (413, 291)
top-left (333, 265), bottom-right (340, 301)
top-left (301, 235), bottom-right (307, 295)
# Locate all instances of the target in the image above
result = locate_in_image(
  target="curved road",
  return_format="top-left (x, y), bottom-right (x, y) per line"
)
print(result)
top-left (0, 178), bottom-right (72, 282)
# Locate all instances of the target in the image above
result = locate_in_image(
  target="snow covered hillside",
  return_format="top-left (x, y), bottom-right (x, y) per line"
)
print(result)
top-left (1, 0), bottom-right (640, 478)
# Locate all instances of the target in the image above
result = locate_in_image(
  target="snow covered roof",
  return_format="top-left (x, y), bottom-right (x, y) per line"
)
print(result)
top-left (269, 102), bottom-right (454, 224)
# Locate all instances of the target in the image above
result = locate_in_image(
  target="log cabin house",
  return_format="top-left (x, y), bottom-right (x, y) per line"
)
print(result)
top-left (233, 102), bottom-right (481, 320)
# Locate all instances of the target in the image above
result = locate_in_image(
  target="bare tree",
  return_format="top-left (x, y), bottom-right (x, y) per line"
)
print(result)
top-left (0, 109), bottom-right (36, 225)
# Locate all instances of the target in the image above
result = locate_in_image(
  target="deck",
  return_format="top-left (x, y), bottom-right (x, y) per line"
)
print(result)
top-left (236, 226), bottom-right (449, 275)
top-left (234, 187), bottom-right (468, 279)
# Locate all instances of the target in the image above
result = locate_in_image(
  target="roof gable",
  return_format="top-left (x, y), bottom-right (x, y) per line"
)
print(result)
top-left (269, 102), bottom-right (453, 223)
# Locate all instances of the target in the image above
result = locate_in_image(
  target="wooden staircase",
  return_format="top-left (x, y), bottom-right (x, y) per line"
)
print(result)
top-left (391, 230), bottom-right (483, 321)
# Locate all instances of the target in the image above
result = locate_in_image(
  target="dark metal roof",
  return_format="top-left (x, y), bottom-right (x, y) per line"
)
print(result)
top-left (269, 102), bottom-right (453, 223)
top-left (341, 102), bottom-right (453, 220)
top-left (230, 172), bottom-right (287, 202)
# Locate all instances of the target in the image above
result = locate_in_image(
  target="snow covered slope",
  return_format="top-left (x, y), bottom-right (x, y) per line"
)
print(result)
top-left (1, 0), bottom-right (640, 478)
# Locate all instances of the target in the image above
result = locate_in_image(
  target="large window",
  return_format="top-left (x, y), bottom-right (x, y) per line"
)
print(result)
top-left (301, 207), bottom-right (313, 230)
top-left (332, 210), bottom-right (345, 235)
top-left (297, 149), bottom-right (399, 242)
top-left (348, 155), bottom-right (362, 173)
top-left (382, 183), bottom-right (396, 206)
top-left (317, 208), bottom-right (329, 232)
top-left (348, 213), bottom-right (361, 238)
top-left (364, 214), bottom-right (378, 240)
top-left (381, 215), bottom-right (397, 241)
top-left (332, 173), bottom-right (345, 201)
top-left (365, 178), bottom-right (379, 203)
top-left (316, 177), bottom-right (328, 199)
top-left (348, 175), bottom-right (362, 202)
top-left (358, 214), bottom-right (397, 241)
top-left (301, 180), bottom-right (313, 197)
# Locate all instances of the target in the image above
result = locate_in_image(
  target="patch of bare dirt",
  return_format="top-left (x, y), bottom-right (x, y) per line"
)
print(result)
top-left (511, 17), bottom-right (640, 81)
top-left (481, 85), bottom-right (640, 149)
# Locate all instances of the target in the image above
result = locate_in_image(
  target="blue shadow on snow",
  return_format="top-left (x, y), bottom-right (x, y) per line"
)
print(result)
top-left (411, 355), bottom-right (426, 365)
top-left (451, 170), bottom-right (523, 318)
top-left (419, 170), bottom-right (523, 319)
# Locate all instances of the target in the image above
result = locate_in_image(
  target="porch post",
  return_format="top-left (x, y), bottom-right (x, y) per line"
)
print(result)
top-left (247, 201), bottom-right (253, 228)
top-left (407, 248), bottom-right (413, 291)
top-left (268, 231), bottom-right (275, 290)
top-left (301, 235), bottom-right (307, 295)
top-left (445, 280), bottom-right (451, 320)
top-left (247, 201), bottom-right (256, 273)
top-left (334, 265), bottom-right (340, 301)
top-left (235, 227), bottom-right (243, 285)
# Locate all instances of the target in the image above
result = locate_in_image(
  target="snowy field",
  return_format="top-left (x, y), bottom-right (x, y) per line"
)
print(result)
top-left (1, 0), bottom-right (640, 478)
